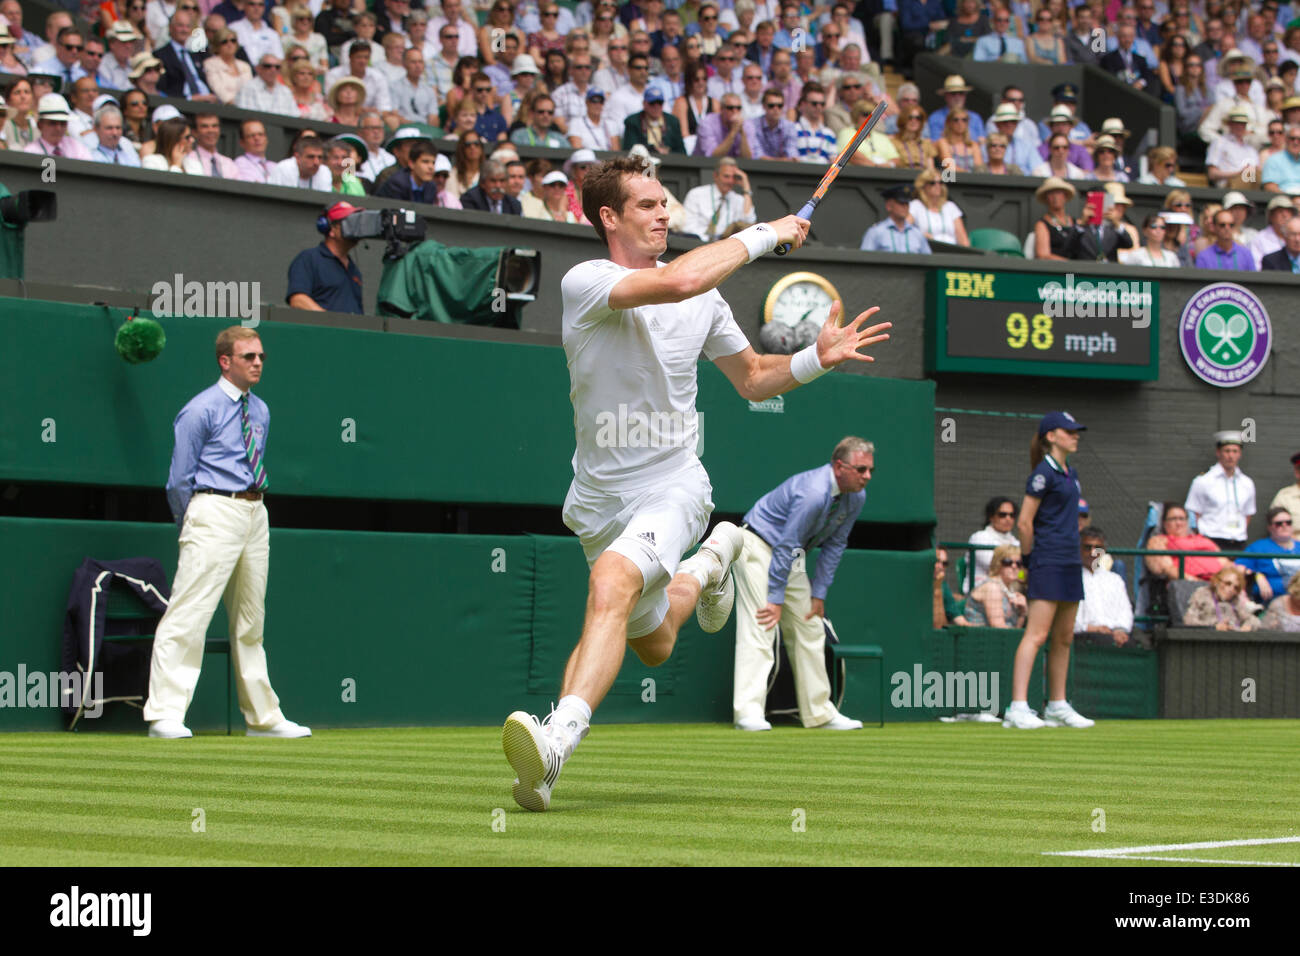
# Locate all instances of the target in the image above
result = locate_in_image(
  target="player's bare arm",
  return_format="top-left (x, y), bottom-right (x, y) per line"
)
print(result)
top-left (714, 301), bottom-right (892, 401)
top-left (608, 213), bottom-right (811, 310)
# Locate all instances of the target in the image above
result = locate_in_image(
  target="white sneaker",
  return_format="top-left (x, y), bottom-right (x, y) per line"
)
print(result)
top-left (1002, 707), bottom-right (1046, 729)
top-left (816, 713), bottom-right (863, 730)
top-left (682, 521), bottom-right (744, 633)
top-left (148, 719), bottom-right (193, 739)
top-left (1043, 701), bottom-right (1095, 728)
top-left (503, 710), bottom-right (565, 812)
top-left (734, 716), bottom-right (772, 731)
top-left (247, 719), bottom-right (312, 738)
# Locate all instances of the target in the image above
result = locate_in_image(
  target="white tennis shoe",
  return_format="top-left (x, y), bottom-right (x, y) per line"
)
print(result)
top-left (148, 719), bottom-right (193, 738)
top-left (1001, 706), bottom-right (1046, 729)
top-left (1043, 701), bottom-right (1095, 728)
top-left (683, 521), bottom-right (744, 633)
top-left (503, 710), bottom-right (567, 812)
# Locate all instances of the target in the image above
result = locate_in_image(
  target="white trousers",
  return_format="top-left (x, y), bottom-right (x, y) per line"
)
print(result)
top-left (732, 528), bottom-right (838, 727)
top-left (143, 493), bottom-right (285, 729)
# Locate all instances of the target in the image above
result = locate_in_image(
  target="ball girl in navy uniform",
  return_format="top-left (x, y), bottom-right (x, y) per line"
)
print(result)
top-left (1004, 411), bottom-right (1095, 729)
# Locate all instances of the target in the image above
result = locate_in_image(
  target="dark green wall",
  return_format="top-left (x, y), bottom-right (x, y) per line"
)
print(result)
top-left (0, 298), bottom-right (934, 522)
top-left (0, 518), bottom-right (1154, 731)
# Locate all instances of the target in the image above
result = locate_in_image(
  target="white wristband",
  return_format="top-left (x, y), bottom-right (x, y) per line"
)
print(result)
top-left (790, 344), bottom-right (827, 384)
top-left (733, 223), bottom-right (778, 262)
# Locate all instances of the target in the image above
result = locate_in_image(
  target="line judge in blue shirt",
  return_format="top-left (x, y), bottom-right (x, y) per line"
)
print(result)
top-left (731, 437), bottom-right (873, 732)
top-left (143, 326), bottom-right (311, 740)
top-left (860, 184), bottom-right (931, 254)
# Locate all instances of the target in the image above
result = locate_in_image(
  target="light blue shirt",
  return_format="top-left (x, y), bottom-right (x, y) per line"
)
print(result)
top-left (1262, 150), bottom-right (1300, 192)
top-left (744, 463), bottom-right (865, 603)
top-left (165, 377), bottom-right (268, 524)
top-left (860, 218), bottom-right (931, 254)
top-left (972, 33), bottom-right (1027, 62)
top-left (85, 134), bottom-right (142, 167)
top-left (927, 107), bottom-right (986, 142)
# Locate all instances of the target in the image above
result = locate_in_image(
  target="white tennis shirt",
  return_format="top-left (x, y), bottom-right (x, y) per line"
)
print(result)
top-left (561, 258), bottom-right (750, 490)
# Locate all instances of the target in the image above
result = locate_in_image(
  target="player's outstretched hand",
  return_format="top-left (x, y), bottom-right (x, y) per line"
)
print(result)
top-left (769, 215), bottom-right (810, 251)
top-left (814, 301), bottom-right (891, 367)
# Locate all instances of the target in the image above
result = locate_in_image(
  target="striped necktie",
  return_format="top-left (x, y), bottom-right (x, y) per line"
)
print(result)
top-left (240, 393), bottom-right (269, 490)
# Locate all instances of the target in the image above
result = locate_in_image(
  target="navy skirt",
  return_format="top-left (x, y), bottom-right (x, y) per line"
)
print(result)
top-left (1026, 561), bottom-right (1084, 603)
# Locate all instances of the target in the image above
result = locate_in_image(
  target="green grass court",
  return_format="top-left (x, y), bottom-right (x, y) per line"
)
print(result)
top-left (2, 721), bottom-right (1297, 866)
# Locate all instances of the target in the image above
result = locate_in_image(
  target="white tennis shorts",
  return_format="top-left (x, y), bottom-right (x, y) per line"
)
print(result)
top-left (562, 460), bottom-right (715, 639)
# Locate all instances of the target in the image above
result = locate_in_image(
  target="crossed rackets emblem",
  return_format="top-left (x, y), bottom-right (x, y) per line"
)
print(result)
top-left (1202, 309), bottom-right (1250, 360)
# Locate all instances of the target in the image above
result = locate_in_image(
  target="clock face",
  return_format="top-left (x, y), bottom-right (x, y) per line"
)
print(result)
top-left (768, 277), bottom-right (838, 328)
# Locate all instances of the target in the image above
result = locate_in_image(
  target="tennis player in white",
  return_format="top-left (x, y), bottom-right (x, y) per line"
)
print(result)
top-left (502, 154), bottom-right (892, 811)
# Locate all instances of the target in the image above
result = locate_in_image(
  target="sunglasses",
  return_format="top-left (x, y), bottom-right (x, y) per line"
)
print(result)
top-left (1149, 223), bottom-right (1167, 230)
top-left (937, 559), bottom-right (950, 567)
top-left (463, 140), bottom-right (482, 146)
top-left (764, 101), bottom-right (784, 108)
top-left (474, 86), bottom-right (493, 92)
top-left (236, 351), bottom-right (266, 362)
top-left (1001, 559), bottom-right (1022, 568)
top-left (996, 510), bottom-right (1015, 518)
top-left (1273, 519), bottom-right (1293, 526)
top-left (838, 463), bottom-right (869, 474)
top-left (63, 43), bottom-right (84, 51)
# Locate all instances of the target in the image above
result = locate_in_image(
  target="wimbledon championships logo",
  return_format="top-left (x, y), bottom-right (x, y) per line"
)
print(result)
top-left (1179, 283), bottom-right (1272, 388)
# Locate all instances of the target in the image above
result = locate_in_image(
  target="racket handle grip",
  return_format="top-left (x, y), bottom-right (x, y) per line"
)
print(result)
top-left (774, 200), bottom-right (818, 256)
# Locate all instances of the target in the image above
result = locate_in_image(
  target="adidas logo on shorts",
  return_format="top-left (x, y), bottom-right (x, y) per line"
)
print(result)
top-left (638, 531), bottom-right (657, 546)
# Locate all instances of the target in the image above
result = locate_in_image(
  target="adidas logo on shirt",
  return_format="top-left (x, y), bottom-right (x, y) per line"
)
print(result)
top-left (638, 531), bottom-right (657, 546)
top-left (648, 318), bottom-right (664, 333)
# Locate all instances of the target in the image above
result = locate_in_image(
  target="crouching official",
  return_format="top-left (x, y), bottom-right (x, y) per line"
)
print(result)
top-left (143, 326), bottom-right (310, 739)
top-left (733, 436), bottom-right (873, 731)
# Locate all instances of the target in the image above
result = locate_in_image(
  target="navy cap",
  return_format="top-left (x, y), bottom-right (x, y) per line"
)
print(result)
top-left (881, 184), bottom-right (914, 203)
top-left (1078, 497), bottom-right (1090, 514)
top-left (1051, 82), bottom-right (1078, 102)
top-left (1038, 410), bottom-right (1087, 436)
top-left (643, 87), bottom-right (665, 103)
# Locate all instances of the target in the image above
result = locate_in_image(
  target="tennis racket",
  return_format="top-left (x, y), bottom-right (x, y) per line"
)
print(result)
top-left (775, 98), bottom-right (890, 256)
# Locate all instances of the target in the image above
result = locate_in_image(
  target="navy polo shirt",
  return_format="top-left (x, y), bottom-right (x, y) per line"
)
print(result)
top-left (286, 243), bottom-right (364, 315)
top-left (1025, 455), bottom-right (1082, 565)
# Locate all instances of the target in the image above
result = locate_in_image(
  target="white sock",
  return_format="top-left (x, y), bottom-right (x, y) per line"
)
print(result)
top-left (1007, 700), bottom-right (1029, 712)
top-left (1046, 699), bottom-right (1067, 709)
top-left (548, 695), bottom-right (592, 760)
top-left (682, 560), bottom-right (711, 591)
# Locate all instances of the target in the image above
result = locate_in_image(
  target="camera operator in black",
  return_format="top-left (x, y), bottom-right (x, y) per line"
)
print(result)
top-left (287, 201), bottom-right (365, 315)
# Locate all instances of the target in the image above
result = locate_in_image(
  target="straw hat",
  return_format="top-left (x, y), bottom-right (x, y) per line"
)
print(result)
top-left (1035, 177), bottom-right (1076, 203)
top-left (327, 76), bottom-right (367, 112)
top-left (937, 74), bottom-right (972, 95)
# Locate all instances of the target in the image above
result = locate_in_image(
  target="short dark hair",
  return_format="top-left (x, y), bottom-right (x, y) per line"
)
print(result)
top-left (1081, 526), bottom-right (1106, 544)
top-left (1267, 505), bottom-right (1292, 524)
top-left (582, 155), bottom-right (655, 245)
top-left (984, 496), bottom-right (1018, 523)
top-left (409, 140), bottom-right (437, 161)
top-left (628, 53), bottom-right (649, 69)
top-left (798, 81), bottom-right (825, 104)
top-left (294, 133), bottom-right (324, 155)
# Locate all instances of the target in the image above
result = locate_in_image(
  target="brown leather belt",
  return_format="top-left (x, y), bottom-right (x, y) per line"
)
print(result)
top-left (195, 489), bottom-right (264, 501)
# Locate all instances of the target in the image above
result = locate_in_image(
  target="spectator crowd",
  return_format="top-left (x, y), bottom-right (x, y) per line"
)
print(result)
top-left (937, 430), bottom-right (1300, 641)
top-left (4, 0), bottom-right (1300, 267)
